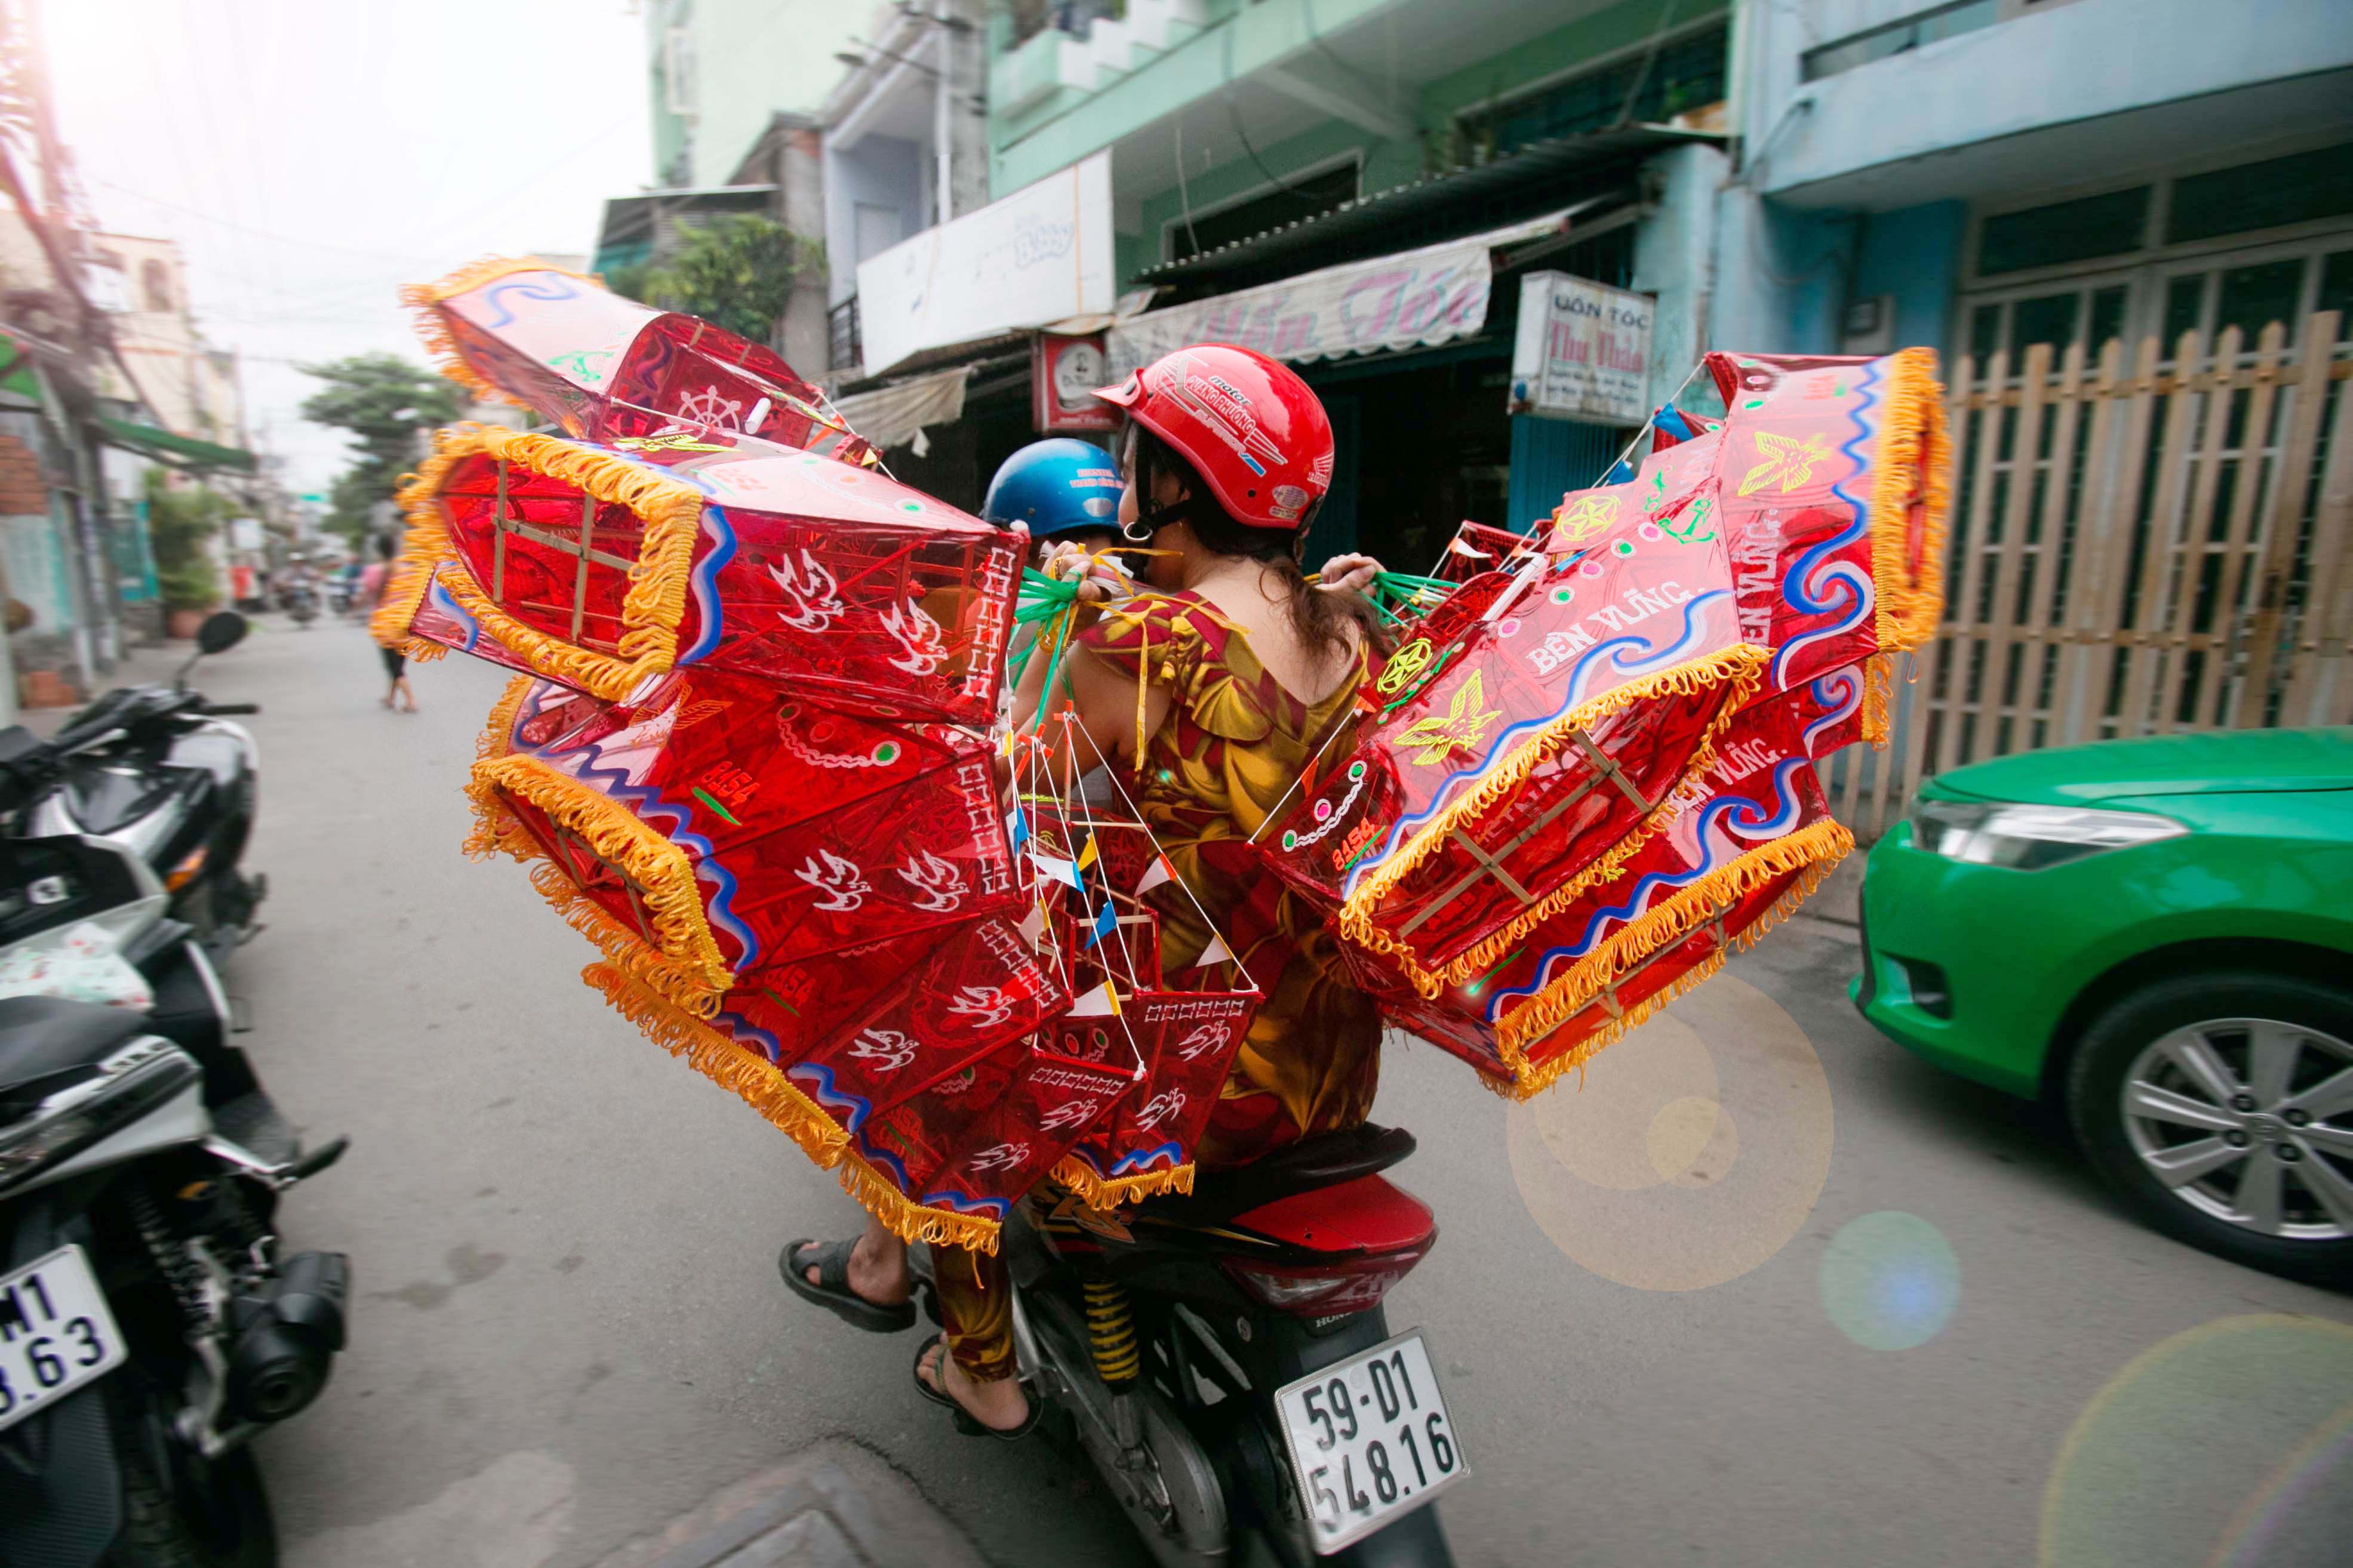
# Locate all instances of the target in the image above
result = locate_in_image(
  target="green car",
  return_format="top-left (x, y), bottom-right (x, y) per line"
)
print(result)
top-left (1853, 727), bottom-right (2353, 1284)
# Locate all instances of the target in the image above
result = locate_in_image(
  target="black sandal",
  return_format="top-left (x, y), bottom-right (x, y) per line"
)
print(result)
top-left (779, 1239), bottom-right (917, 1333)
top-left (912, 1334), bottom-right (1041, 1441)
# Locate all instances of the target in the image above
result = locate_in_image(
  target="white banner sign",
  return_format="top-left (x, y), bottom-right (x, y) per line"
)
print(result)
top-left (1106, 233), bottom-right (1500, 377)
top-left (1508, 272), bottom-right (1652, 425)
top-left (856, 152), bottom-right (1115, 375)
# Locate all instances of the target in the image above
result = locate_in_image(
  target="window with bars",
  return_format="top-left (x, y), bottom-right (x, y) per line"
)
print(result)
top-left (1961, 142), bottom-right (2353, 368)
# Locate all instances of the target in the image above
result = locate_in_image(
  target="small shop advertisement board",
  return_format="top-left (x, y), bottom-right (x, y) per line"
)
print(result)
top-left (1032, 333), bottom-right (1120, 433)
top-left (1508, 272), bottom-right (1653, 425)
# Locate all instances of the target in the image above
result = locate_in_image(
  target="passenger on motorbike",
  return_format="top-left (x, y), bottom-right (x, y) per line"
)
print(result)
top-left (785, 344), bottom-right (1387, 1435)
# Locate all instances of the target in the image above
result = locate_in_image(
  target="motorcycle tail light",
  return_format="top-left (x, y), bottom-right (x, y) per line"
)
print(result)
top-left (166, 846), bottom-right (208, 891)
top-left (1222, 1244), bottom-right (1432, 1317)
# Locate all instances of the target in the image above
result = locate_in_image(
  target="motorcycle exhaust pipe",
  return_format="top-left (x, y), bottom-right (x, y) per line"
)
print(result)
top-left (223, 1250), bottom-right (349, 1425)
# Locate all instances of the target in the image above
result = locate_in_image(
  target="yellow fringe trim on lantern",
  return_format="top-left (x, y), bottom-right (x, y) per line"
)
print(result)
top-left (836, 1150), bottom-right (1004, 1256)
top-left (1860, 652), bottom-right (1895, 749)
top-left (580, 962), bottom-right (850, 1167)
top-left (1496, 827), bottom-right (1844, 1109)
top-left (401, 255), bottom-right (605, 406)
top-left (1495, 816), bottom-right (1854, 1096)
top-left (1050, 1157), bottom-right (1197, 1210)
top-left (1869, 346), bottom-right (1952, 655)
top-left (1508, 944), bottom-right (1737, 1102)
top-left (380, 424), bottom-right (708, 702)
top-left (367, 429), bottom-right (480, 661)
top-left (586, 963), bottom-right (1001, 1256)
top-left (477, 674), bottom-right (533, 765)
top-left (1339, 643), bottom-right (1768, 999)
top-left (1383, 653), bottom-right (1768, 1000)
top-left (466, 752), bottom-right (736, 1011)
top-left (439, 428), bottom-right (706, 698)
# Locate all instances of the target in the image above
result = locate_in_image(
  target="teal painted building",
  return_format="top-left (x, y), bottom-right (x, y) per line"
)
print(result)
top-left (968, 0), bottom-right (1735, 567)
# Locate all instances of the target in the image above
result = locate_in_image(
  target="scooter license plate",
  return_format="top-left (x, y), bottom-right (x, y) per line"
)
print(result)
top-left (1272, 1329), bottom-right (1467, 1554)
top-left (0, 1244), bottom-right (127, 1433)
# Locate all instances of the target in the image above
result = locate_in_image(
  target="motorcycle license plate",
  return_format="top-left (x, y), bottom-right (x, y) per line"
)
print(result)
top-left (1273, 1330), bottom-right (1467, 1554)
top-left (0, 1245), bottom-right (126, 1433)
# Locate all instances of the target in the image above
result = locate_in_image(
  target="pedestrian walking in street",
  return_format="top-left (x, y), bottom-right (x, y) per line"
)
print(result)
top-left (359, 536), bottom-right (417, 712)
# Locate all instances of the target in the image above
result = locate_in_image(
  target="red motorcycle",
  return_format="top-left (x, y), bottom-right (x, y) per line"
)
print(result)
top-left (981, 1122), bottom-right (1463, 1566)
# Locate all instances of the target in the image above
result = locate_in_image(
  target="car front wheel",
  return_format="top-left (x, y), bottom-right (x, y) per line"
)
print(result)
top-left (2067, 971), bottom-right (2353, 1287)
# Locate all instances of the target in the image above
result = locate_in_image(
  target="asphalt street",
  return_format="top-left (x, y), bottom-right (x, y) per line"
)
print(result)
top-left (155, 615), bottom-right (2348, 1567)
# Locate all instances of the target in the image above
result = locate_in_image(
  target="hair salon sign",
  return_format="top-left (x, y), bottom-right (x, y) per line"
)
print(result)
top-left (1508, 272), bottom-right (1652, 426)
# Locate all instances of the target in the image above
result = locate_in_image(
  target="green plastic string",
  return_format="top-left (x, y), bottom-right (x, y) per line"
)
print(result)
top-left (1368, 571), bottom-right (1453, 624)
top-left (1011, 566), bottom-right (1085, 723)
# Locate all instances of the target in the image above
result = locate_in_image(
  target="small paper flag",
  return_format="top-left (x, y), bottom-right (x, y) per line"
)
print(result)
top-left (1029, 851), bottom-right (1082, 890)
top-left (1081, 901), bottom-right (1118, 950)
top-left (1191, 933), bottom-right (1234, 969)
top-left (1068, 980), bottom-right (1121, 1017)
top-left (1017, 902), bottom-right (1047, 948)
top-left (1006, 803), bottom-right (1031, 852)
top-left (1075, 833), bottom-right (1099, 871)
top-left (1136, 854), bottom-right (1176, 895)
top-left (1447, 535), bottom-right (1493, 559)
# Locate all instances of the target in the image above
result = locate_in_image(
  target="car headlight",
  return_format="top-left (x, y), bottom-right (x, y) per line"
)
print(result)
top-left (1910, 798), bottom-right (2186, 871)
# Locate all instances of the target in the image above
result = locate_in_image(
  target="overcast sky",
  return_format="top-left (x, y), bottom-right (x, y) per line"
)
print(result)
top-left (45, 0), bottom-right (654, 493)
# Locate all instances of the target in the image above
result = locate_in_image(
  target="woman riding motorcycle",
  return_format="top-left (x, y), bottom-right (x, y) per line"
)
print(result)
top-left (785, 344), bottom-right (1386, 1434)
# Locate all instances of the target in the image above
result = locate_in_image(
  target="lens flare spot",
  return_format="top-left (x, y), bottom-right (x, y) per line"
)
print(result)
top-left (1819, 1212), bottom-right (1960, 1351)
top-left (2041, 1315), bottom-right (2353, 1568)
top-left (1647, 1095), bottom-right (1735, 1187)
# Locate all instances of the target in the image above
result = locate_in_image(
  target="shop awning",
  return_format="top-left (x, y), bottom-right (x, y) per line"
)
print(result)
top-left (1106, 207), bottom-right (1608, 379)
top-left (99, 416), bottom-right (257, 474)
top-left (1134, 124), bottom-right (1720, 290)
top-left (829, 364), bottom-right (973, 457)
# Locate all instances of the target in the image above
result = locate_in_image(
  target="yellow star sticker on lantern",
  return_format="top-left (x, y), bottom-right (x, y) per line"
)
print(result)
top-left (1737, 430), bottom-right (1833, 497)
top-left (1395, 670), bottom-right (1504, 766)
top-left (614, 432), bottom-right (731, 454)
top-left (1376, 637), bottom-right (1434, 695)
top-left (1552, 492), bottom-right (1621, 544)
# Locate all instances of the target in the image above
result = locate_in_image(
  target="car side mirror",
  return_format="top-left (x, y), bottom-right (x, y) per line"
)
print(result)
top-left (196, 611), bottom-right (248, 655)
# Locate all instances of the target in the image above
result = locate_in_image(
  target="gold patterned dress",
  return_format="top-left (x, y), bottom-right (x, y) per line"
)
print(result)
top-left (933, 589), bottom-right (1386, 1378)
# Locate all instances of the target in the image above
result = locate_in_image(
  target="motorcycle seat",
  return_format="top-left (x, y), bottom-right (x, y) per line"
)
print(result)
top-left (1174, 1123), bottom-right (1418, 1224)
top-left (0, 995), bottom-right (149, 1096)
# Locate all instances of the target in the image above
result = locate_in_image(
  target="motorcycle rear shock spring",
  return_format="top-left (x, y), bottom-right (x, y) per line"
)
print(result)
top-left (124, 1176), bottom-right (210, 1335)
top-left (1081, 1279), bottom-right (1141, 1387)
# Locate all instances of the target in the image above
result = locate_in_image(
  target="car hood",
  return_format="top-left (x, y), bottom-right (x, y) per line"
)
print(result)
top-left (1931, 728), bottom-right (2353, 806)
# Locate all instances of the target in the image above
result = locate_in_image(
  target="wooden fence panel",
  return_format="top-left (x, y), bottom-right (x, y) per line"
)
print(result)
top-left (1820, 312), bottom-right (2352, 842)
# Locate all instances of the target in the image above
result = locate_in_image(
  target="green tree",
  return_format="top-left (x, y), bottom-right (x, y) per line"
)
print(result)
top-left (144, 468), bottom-right (229, 611)
top-left (297, 353), bottom-right (463, 547)
top-left (635, 214), bottom-right (819, 344)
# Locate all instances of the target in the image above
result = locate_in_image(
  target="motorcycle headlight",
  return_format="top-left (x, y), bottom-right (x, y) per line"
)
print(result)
top-left (1910, 797), bottom-right (2187, 871)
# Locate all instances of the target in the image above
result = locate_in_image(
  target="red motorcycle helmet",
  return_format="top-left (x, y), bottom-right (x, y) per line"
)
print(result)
top-left (1094, 343), bottom-right (1334, 530)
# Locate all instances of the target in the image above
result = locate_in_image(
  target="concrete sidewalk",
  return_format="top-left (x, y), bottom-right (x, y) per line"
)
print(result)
top-left (590, 1442), bottom-right (988, 1568)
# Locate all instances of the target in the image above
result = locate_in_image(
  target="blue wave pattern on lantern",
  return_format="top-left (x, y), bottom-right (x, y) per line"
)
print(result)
top-left (513, 682), bottom-right (763, 971)
top-left (1801, 665), bottom-right (1864, 756)
top-left (1768, 358), bottom-right (1881, 688)
top-left (427, 569), bottom-right (484, 653)
top-left (479, 271), bottom-right (580, 328)
top-left (1342, 589), bottom-right (1735, 902)
top-left (1481, 757), bottom-right (1812, 1022)
top-left (678, 505), bottom-right (737, 665)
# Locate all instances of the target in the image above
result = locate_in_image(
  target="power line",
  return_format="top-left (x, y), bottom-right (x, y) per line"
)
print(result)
top-left (88, 178), bottom-right (441, 263)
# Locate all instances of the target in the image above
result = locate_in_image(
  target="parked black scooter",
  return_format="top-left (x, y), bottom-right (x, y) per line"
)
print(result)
top-left (19, 613), bottom-right (267, 963)
top-left (0, 743), bottom-right (347, 1565)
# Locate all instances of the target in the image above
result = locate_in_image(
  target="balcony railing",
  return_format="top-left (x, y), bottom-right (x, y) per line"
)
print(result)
top-left (829, 296), bottom-right (862, 374)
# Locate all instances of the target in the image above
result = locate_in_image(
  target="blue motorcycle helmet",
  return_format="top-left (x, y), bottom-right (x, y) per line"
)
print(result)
top-left (982, 438), bottom-right (1125, 540)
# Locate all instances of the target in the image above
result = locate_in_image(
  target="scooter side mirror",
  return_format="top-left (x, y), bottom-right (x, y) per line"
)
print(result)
top-left (196, 611), bottom-right (249, 655)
